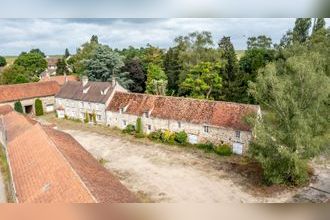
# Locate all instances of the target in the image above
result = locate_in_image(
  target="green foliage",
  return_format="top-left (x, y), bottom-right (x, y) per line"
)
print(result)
top-left (123, 124), bottom-right (135, 134)
top-left (64, 48), bottom-right (70, 58)
top-left (84, 112), bottom-right (89, 123)
top-left (29, 48), bottom-right (46, 57)
top-left (135, 117), bottom-right (144, 138)
top-left (92, 112), bottom-right (96, 124)
top-left (0, 56), bottom-right (6, 67)
top-left (312, 18), bottom-right (326, 34)
top-left (195, 142), bottom-right (214, 152)
top-left (214, 144), bottom-right (232, 156)
top-left (34, 99), bottom-right (44, 116)
top-left (164, 47), bottom-right (181, 94)
top-left (293, 18), bottom-right (312, 43)
top-left (123, 57), bottom-right (146, 93)
top-left (174, 131), bottom-right (188, 145)
top-left (146, 63), bottom-right (168, 95)
top-left (14, 50), bottom-right (47, 77)
top-left (84, 44), bottom-right (133, 88)
top-left (0, 65), bottom-right (29, 84)
top-left (56, 58), bottom-right (69, 75)
top-left (161, 130), bottom-right (176, 144)
top-left (247, 35), bottom-right (272, 49)
top-left (14, 101), bottom-right (23, 113)
top-left (180, 62), bottom-right (222, 99)
top-left (148, 129), bottom-right (163, 141)
top-left (248, 51), bottom-right (329, 185)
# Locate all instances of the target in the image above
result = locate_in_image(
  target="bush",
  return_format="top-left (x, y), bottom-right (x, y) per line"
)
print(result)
top-left (135, 117), bottom-right (144, 138)
top-left (35, 99), bottom-right (44, 116)
top-left (84, 112), bottom-right (89, 123)
top-left (174, 131), bottom-right (188, 145)
top-left (92, 112), bottom-right (96, 124)
top-left (195, 142), bottom-right (214, 152)
top-left (214, 144), bottom-right (232, 156)
top-left (14, 101), bottom-right (23, 113)
top-left (123, 124), bottom-right (135, 134)
top-left (148, 129), bottom-right (163, 141)
top-left (161, 130), bottom-right (176, 144)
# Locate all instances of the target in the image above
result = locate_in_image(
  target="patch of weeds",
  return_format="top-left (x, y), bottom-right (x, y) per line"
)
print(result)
top-left (195, 142), bottom-right (214, 153)
top-left (98, 158), bottom-right (109, 166)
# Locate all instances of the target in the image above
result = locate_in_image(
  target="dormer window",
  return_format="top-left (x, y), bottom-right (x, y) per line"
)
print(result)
top-left (203, 126), bottom-right (209, 133)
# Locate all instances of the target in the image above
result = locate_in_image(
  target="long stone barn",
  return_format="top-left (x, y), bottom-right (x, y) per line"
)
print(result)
top-left (0, 105), bottom-right (137, 203)
top-left (0, 81), bottom-right (61, 114)
top-left (106, 92), bottom-right (261, 154)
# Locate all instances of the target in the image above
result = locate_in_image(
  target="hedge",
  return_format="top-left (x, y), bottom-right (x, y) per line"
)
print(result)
top-left (35, 99), bottom-right (44, 116)
top-left (14, 101), bottom-right (23, 113)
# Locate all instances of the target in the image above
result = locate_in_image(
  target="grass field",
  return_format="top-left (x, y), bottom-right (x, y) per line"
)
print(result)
top-left (4, 55), bottom-right (62, 66)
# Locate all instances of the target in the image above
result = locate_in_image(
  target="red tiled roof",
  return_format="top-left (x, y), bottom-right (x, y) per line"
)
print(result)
top-left (40, 75), bottom-right (78, 86)
top-left (46, 57), bottom-right (59, 66)
top-left (3, 111), bottom-right (137, 203)
top-left (107, 92), bottom-right (259, 131)
top-left (0, 105), bottom-right (13, 115)
top-left (0, 81), bottom-right (61, 103)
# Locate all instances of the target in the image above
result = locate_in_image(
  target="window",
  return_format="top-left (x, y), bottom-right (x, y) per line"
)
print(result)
top-left (144, 111), bottom-right (149, 118)
top-left (147, 124), bottom-right (152, 131)
top-left (122, 119), bottom-right (127, 127)
top-left (97, 115), bottom-right (102, 120)
top-left (177, 121), bottom-right (181, 128)
top-left (203, 126), bottom-right (209, 133)
top-left (235, 131), bottom-right (241, 138)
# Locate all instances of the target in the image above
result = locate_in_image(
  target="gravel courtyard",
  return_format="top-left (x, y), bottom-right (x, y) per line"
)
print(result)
top-left (61, 128), bottom-right (294, 202)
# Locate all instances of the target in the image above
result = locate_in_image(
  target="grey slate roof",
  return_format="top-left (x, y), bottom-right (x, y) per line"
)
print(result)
top-left (55, 81), bottom-right (114, 103)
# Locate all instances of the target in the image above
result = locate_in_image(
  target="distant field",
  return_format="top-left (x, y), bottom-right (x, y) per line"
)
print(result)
top-left (4, 55), bottom-right (62, 66)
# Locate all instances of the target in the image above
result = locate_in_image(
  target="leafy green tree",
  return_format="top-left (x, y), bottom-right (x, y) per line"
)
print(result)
top-left (247, 35), bottom-right (273, 49)
top-left (135, 117), bottom-right (144, 138)
top-left (84, 44), bottom-right (133, 88)
top-left (90, 35), bottom-right (99, 44)
top-left (146, 63), bottom-right (167, 95)
top-left (14, 101), bottom-right (23, 113)
top-left (180, 62), bottom-right (222, 99)
top-left (29, 48), bottom-right (46, 57)
top-left (142, 44), bottom-right (164, 68)
top-left (0, 65), bottom-right (29, 84)
top-left (122, 57), bottom-right (146, 93)
top-left (35, 99), bottom-right (44, 116)
top-left (248, 52), bottom-right (329, 185)
top-left (64, 48), bottom-right (70, 58)
top-left (0, 56), bottom-right (6, 67)
top-left (14, 51), bottom-right (47, 80)
top-left (56, 58), bottom-right (69, 75)
top-left (164, 47), bottom-right (182, 94)
top-left (293, 18), bottom-right (312, 43)
top-left (312, 18), bottom-right (326, 34)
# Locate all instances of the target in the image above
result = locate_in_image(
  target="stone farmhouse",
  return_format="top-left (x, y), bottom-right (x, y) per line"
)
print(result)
top-left (40, 57), bottom-right (59, 78)
top-left (0, 105), bottom-right (137, 203)
top-left (106, 92), bottom-right (260, 154)
top-left (0, 81), bottom-right (60, 114)
top-left (55, 77), bottom-right (127, 124)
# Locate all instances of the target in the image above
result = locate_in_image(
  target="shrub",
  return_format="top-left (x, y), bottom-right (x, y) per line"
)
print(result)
top-left (34, 99), bottom-right (44, 116)
top-left (174, 131), bottom-right (188, 145)
top-left (195, 142), bottom-right (214, 152)
top-left (123, 124), bottom-right (135, 134)
top-left (135, 117), bottom-right (144, 138)
top-left (14, 101), bottom-right (23, 113)
top-left (84, 112), bottom-right (89, 123)
top-left (214, 144), bottom-right (232, 156)
top-left (64, 114), bottom-right (68, 120)
top-left (92, 112), bottom-right (96, 124)
top-left (161, 130), bottom-right (176, 144)
top-left (148, 129), bottom-right (163, 141)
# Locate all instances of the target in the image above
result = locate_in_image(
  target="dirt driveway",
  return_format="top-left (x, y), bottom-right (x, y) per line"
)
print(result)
top-left (0, 169), bottom-right (6, 203)
top-left (61, 128), bottom-right (295, 203)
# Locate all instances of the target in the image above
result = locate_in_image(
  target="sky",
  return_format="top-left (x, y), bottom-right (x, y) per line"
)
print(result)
top-left (0, 18), bottom-right (329, 56)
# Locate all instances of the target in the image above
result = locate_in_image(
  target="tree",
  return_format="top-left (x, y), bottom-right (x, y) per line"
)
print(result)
top-left (248, 52), bottom-right (329, 185)
top-left (292, 18), bottom-right (312, 43)
top-left (56, 58), bottom-right (69, 75)
top-left (247, 35), bottom-right (273, 49)
top-left (180, 62), bottom-right (222, 100)
top-left (122, 57), bottom-right (146, 93)
top-left (35, 99), bottom-right (44, 116)
top-left (135, 117), bottom-right (144, 138)
top-left (218, 36), bottom-right (239, 101)
top-left (29, 48), bottom-right (46, 57)
top-left (145, 63), bottom-right (168, 95)
top-left (0, 65), bottom-right (29, 84)
top-left (312, 18), bottom-right (326, 34)
top-left (0, 56), bottom-right (6, 67)
top-left (163, 47), bottom-right (182, 94)
top-left (84, 44), bottom-right (133, 88)
top-left (64, 48), bottom-right (70, 58)
top-left (142, 44), bottom-right (164, 67)
top-left (90, 35), bottom-right (99, 44)
top-left (14, 101), bottom-right (23, 113)
top-left (14, 51), bottom-right (47, 81)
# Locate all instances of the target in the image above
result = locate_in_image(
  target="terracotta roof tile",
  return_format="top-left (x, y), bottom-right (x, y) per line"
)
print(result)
top-left (3, 111), bottom-right (137, 203)
top-left (40, 75), bottom-right (78, 86)
top-left (0, 81), bottom-right (61, 103)
top-left (108, 92), bottom-right (259, 131)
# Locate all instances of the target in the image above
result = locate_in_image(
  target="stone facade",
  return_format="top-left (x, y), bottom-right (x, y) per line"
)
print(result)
top-left (0, 96), bottom-right (56, 114)
top-left (106, 110), bottom-right (252, 153)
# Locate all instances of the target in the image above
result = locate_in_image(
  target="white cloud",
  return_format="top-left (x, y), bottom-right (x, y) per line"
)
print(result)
top-left (0, 18), bottom-right (327, 55)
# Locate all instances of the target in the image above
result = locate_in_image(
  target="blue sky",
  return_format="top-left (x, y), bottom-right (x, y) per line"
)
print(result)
top-left (0, 18), bottom-right (328, 55)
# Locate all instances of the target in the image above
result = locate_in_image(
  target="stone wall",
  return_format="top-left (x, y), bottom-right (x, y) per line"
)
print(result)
top-left (106, 111), bottom-right (252, 152)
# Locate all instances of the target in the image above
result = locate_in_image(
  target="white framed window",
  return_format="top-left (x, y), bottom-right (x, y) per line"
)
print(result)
top-left (235, 131), bottom-right (241, 138)
top-left (203, 126), bottom-right (209, 133)
top-left (122, 119), bottom-right (127, 127)
top-left (177, 121), bottom-right (181, 128)
top-left (147, 124), bottom-right (152, 131)
top-left (144, 111), bottom-right (149, 118)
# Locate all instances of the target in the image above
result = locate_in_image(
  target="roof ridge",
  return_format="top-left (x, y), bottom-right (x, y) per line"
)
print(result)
top-left (0, 80), bottom-right (58, 88)
top-left (37, 124), bottom-right (97, 203)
